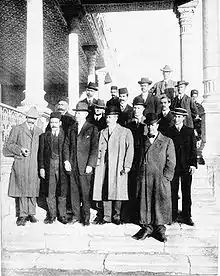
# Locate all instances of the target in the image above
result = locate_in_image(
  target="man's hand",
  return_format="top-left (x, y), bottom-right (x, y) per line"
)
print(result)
top-left (85, 166), bottom-right (93, 174)
top-left (21, 148), bottom-right (30, 157)
top-left (189, 166), bottom-right (196, 175)
top-left (40, 168), bottom-right (45, 179)
top-left (64, 160), bottom-right (72, 172)
top-left (120, 168), bottom-right (130, 176)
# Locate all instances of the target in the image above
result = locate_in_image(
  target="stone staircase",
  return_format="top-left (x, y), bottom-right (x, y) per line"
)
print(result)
top-left (1, 165), bottom-right (219, 276)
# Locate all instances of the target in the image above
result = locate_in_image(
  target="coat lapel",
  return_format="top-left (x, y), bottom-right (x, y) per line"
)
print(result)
top-left (102, 127), bottom-right (109, 143)
top-left (22, 122), bottom-right (33, 140)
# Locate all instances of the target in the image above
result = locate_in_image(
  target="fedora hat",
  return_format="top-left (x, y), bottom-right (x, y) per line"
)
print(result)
top-left (93, 99), bottom-right (105, 109)
top-left (72, 102), bottom-right (89, 112)
top-left (172, 108), bottom-right (188, 116)
top-left (138, 77), bottom-right (152, 85)
top-left (133, 97), bottom-right (145, 106)
top-left (144, 113), bottom-right (160, 125)
top-left (86, 82), bottom-right (98, 91)
top-left (160, 65), bottom-right (172, 72)
top-left (175, 80), bottom-right (189, 87)
top-left (57, 96), bottom-right (69, 104)
top-left (50, 111), bottom-right (62, 120)
top-left (26, 106), bottom-right (39, 119)
top-left (105, 105), bottom-right (120, 116)
top-left (119, 87), bottom-right (128, 95)
top-left (111, 86), bottom-right (118, 90)
top-left (190, 89), bottom-right (198, 96)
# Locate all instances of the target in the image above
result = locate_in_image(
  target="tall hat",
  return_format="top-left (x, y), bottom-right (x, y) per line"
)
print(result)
top-left (133, 97), bottom-right (145, 106)
top-left (138, 77), bottom-right (152, 85)
top-left (50, 111), bottom-right (62, 120)
top-left (105, 105), bottom-right (120, 115)
top-left (93, 99), bottom-right (105, 109)
top-left (190, 89), bottom-right (198, 96)
top-left (26, 106), bottom-right (39, 119)
top-left (86, 82), bottom-right (98, 91)
top-left (72, 102), bottom-right (89, 112)
top-left (118, 87), bottom-right (128, 95)
top-left (144, 113), bottom-right (160, 125)
top-left (57, 96), bottom-right (69, 104)
top-left (111, 86), bottom-right (118, 90)
top-left (175, 80), bottom-right (189, 87)
top-left (172, 108), bottom-right (188, 116)
top-left (160, 65), bottom-right (172, 72)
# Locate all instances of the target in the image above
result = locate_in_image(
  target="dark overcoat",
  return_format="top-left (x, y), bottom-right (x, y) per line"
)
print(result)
top-left (133, 93), bottom-right (161, 115)
top-left (158, 111), bottom-right (174, 137)
top-left (38, 128), bottom-right (68, 197)
top-left (138, 132), bottom-right (176, 225)
top-left (6, 122), bottom-right (43, 197)
top-left (88, 115), bottom-right (107, 132)
top-left (118, 104), bottom-right (133, 126)
top-left (106, 97), bottom-right (120, 108)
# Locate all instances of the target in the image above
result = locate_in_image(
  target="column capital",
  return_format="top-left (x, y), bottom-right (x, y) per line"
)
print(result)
top-left (61, 4), bottom-right (85, 33)
top-left (82, 45), bottom-right (98, 56)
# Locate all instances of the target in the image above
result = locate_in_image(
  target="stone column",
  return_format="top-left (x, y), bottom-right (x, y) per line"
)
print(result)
top-left (96, 69), bottom-right (107, 100)
top-left (202, 0), bottom-right (220, 159)
top-left (82, 45), bottom-right (98, 83)
top-left (174, 1), bottom-right (199, 83)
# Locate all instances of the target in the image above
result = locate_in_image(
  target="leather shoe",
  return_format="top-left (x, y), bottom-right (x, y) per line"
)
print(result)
top-left (183, 217), bottom-right (194, 226)
top-left (58, 216), bottom-right (68, 224)
top-left (83, 221), bottom-right (90, 226)
top-left (68, 218), bottom-right (79, 224)
top-left (92, 217), bottom-right (103, 225)
top-left (16, 217), bottom-right (27, 226)
top-left (28, 215), bottom-right (38, 223)
top-left (100, 220), bottom-right (111, 225)
top-left (152, 231), bottom-right (167, 242)
top-left (113, 219), bottom-right (122, 225)
top-left (132, 228), bottom-right (151, 240)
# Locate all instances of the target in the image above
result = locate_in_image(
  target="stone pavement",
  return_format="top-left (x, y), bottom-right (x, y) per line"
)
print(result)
top-left (1, 165), bottom-right (220, 276)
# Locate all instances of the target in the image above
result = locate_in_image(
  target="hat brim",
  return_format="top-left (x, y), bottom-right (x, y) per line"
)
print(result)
top-left (144, 118), bottom-right (161, 125)
top-left (171, 111), bottom-right (188, 116)
top-left (138, 81), bottom-right (152, 85)
top-left (93, 105), bottom-right (105, 109)
top-left (86, 86), bottom-right (98, 91)
top-left (105, 112), bottom-right (120, 115)
top-left (175, 82), bottom-right (189, 87)
top-left (72, 109), bottom-right (90, 112)
top-left (160, 69), bottom-right (172, 72)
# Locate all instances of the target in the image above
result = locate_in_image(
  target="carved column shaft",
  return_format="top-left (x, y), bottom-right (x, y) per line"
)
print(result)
top-left (83, 45), bottom-right (98, 83)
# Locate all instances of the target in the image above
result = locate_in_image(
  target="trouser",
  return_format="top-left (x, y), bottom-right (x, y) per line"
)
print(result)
top-left (171, 170), bottom-right (192, 220)
top-left (142, 224), bottom-right (166, 235)
top-left (70, 172), bottom-right (92, 223)
top-left (17, 197), bottom-right (36, 217)
top-left (103, 200), bottom-right (122, 222)
top-left (46, 159), bottom-right (66, 218)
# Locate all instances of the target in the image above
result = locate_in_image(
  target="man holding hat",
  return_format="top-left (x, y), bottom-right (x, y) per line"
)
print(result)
top-left (132, 113), bottom-right (176, 242)
top-left (171, 80), bottom-right (198, 128)
top-left (93, 105), bottom-right (134, 225)
top-left (63, 102), bottom-right (99, 226)
top-left (5, 106), bottom-right (43, 226)
top-left (134, 77), bottom-right (161, 115)
top-left (106, 86), bottom-right (120, 108)
top-left (168, 108), bottom-right (197, 226)
top-left (38, 112), bottom-right (69, 224)
top-left (117, 87), bottom-right (133, 126)
top-left (89, 99), bottom-right (107, 132)
top-left (151, 65), bottom-right (177, 101)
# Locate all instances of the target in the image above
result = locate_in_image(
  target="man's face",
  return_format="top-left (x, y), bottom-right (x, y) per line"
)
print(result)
top-left (160, 98), bottom-right (170, 111)
top-left (106, 114), bottom-right (118, 127)
top-left (191, 93), bottom-right (198, 102)
top-left (147, 122), bottom-right (158, 135)
top-left (94, 108), bottom-right (103, 116)
top-left (86, 88), bottom-right (95, 98)
top-left (50, 118), bottom-right (61, 130)
top-left (174, 114), bottom-right (185, 126)
top-left (26, 117), bottom-right (37, 128)
top-left (177, 84), bottom-right (186, 95)
top-left (75, 111), bottom-right (88, 123)
top-left (111, 89), bottom-right (118, 99)
top-left (140, 83), bottom-right (149, 93)
top-left (119, 93), bottom-right (128, 103)
top-left (163, 71), bottom-right (171, 80)
top-left (57, 101), bottom-right (68, 115)
top-left (133, 105), bottom-right (144, 119)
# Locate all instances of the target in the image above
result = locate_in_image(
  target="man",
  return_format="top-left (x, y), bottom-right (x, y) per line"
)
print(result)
top-left (63, 102), bottom-right (99, 226)
top-left (106, 85), bottom-right (120, 108)
top-left (121, 97), bottom-right (146, 223)
top-left (132, 113), bottom-right (176, 242)
top-left (168, 108), bottom-right (197, 226)
top-left (133, 77), bottom-right (161, 115)
top-left (88, 99), bottom-right (107, 131)
top-left (158, 95), bottom-right (174, 136)
top-left (171, 81), bottom-right (198, 128)
top-left (117, 87), bottom-right (133, 126)
top-left (79, 82), bottom-right (98, 110)
top-left (93, 105), bottom-right (134, 225)
top-left (38, 112), bottom-right (68, 224)
top-left (5, 106), bottom-right (43, 226)
top-left (151, 65), bottom-right (176, 101)
top-left (190, 89), bottom-right (206, 165)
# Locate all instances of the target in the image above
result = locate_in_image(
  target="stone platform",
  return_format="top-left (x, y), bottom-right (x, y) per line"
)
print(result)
top-left (1, 165), bottom-right (220, 276)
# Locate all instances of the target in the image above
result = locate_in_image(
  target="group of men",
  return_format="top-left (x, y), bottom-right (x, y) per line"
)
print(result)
top-left (5, 64), bottom-right (205, 243)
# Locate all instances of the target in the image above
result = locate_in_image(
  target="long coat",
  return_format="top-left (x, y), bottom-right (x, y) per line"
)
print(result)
top-left (93, 124), bottom-right (134, 201)
top-left (138, 132), bottom-right (176, 225)
top-left (133, 93), bottom-right (161, 115)
top-left (6, 122), bottom-right (43, 197)
top-left (38, 128), bottom-right (68, 197)
top-left (158, 110), bottom-right (174, 137)
top-left (118, 104), bottom-right (134, 126)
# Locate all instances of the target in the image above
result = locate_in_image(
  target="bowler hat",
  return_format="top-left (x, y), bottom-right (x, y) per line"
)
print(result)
top-left (144, 113), bottom-right (160, 125)
top-left (160, 65), bottom-right (172, 72)
top-left (138, 77), bottom-right (152, 85)
top-left (58, 96), bottom-right (69, 104)
top-left (111, 86), bottom-right (118, 90)
top-left (72, 102), bottom-right (89, 112)
top-left (175, 80), bottom-right (189, 87)
top-left (119, 87), bottom-right (128, 95)
top-left (86, 82), bottom-right (98, 91)
top-left (190, 89), bottom-right (198, 96)
top-left (133, 97), bottom-right (145, 106)
top-left (26, 106), bottom-right (39, 119)
top-left (50, 111), bottom-right (62, 120)
top-left (105, 105), bottom-right (120, 115)
top-left (172, 108), bottom-right (188, 116)
top-left (93, 99), bottom-right (105, 109)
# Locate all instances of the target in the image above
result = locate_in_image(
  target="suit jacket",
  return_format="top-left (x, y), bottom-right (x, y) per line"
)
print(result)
top-left (151, 79), bottom-right (177, 101)
top-left (171, 94), bottom-right (198, 128)
top-left (133, 93), bottom-right (161, 115)
top-left (158, 110), bottom-right (174, 137)
top-left (106, 97), bottom-right (120, 108)
top-left (38, 128), bottom-right (68, 196)
top-left (168, 125), bottom-right (197, 172)
top-left (63, 121), bottom-right (99, 175)
top-left (88, 115), bottom-right (107, 132)
top-left (118, 104), bottom-right (133, 126)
